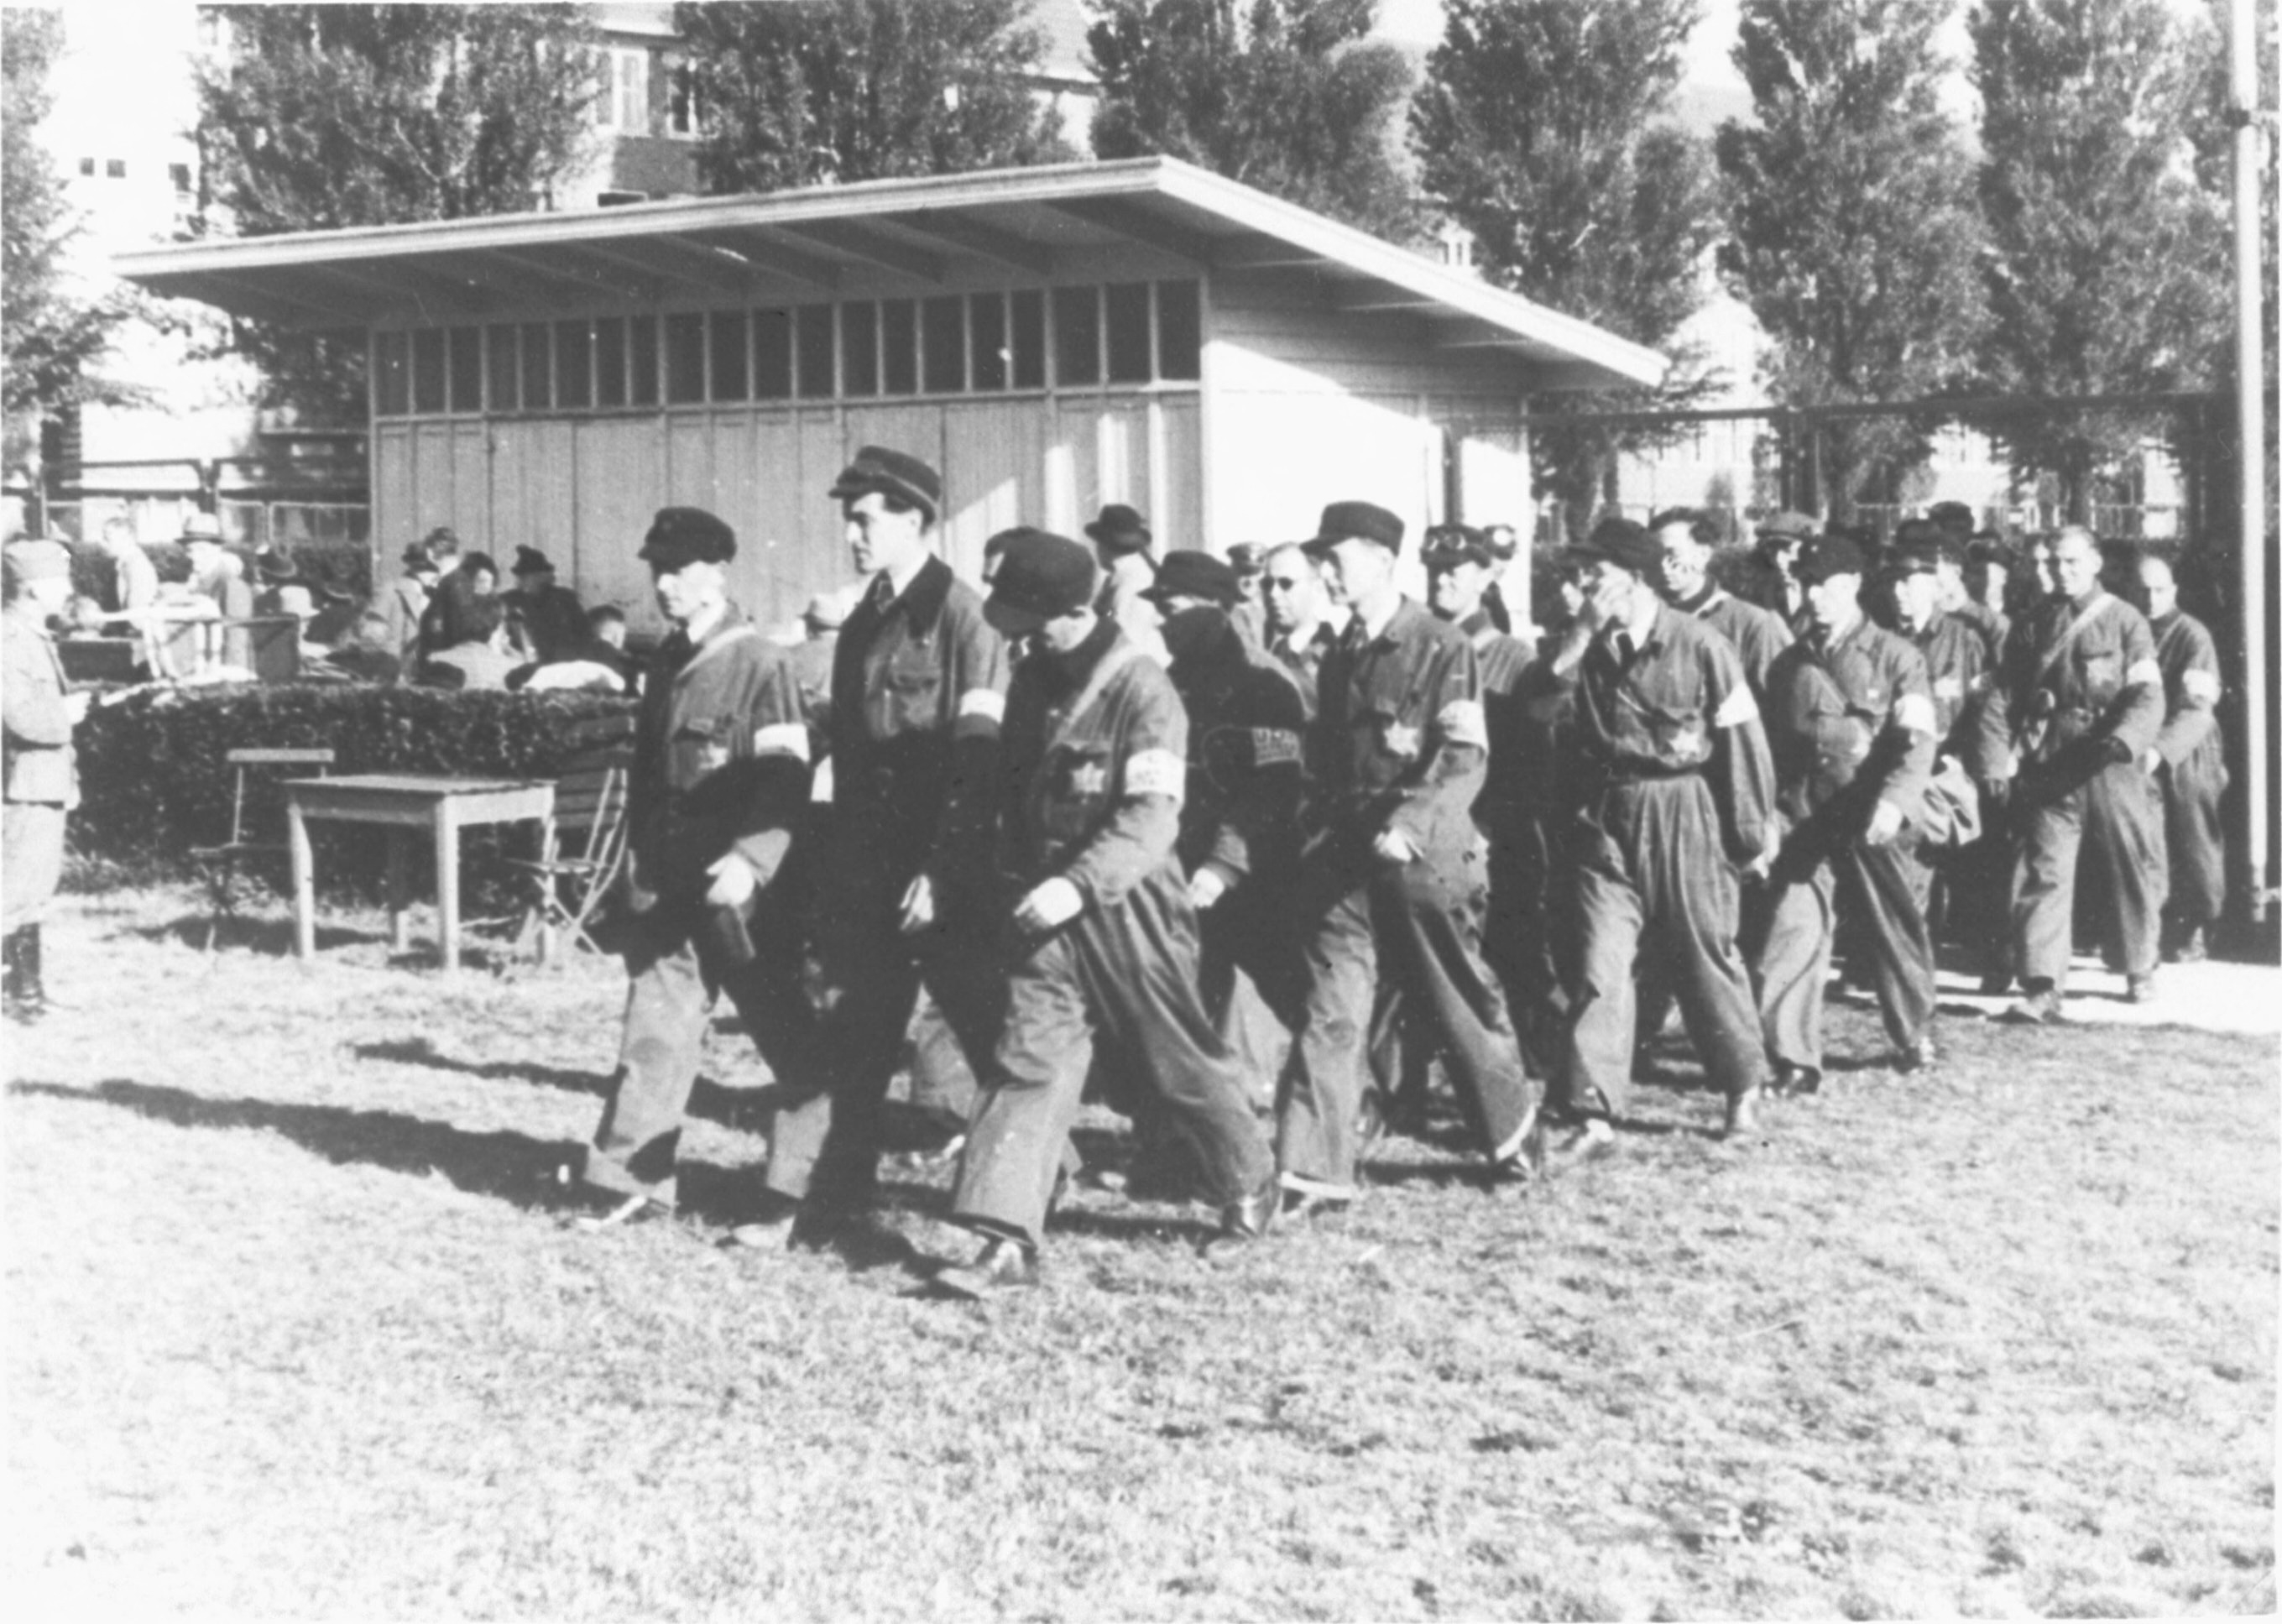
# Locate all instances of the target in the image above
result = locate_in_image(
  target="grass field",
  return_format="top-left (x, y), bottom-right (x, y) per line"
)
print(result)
top-left (4, 886), bottom-right (2275, 1621)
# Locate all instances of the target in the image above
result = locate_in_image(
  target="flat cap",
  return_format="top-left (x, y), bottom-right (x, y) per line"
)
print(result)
top-left (1307, 500), bottom-right (1403, 554)
top-left (1422, 524), bottom-right (1495, 569)
top-left (828, 445), bottom-right (941, 520)
top-left (1793, 533), bottom-right (1866, 584)
top-left (179, 511), bottom-right (223, 545)
top-left (511, 545), bottom-right (554, 576)
top-left (986, 530), bottom-right (1098, 623)
top-left (1084, 503), bottom-right (1152, 554)
top-left (1927, 500), bottom-right (1977, 535)
top-left (1226, 542), bottom-right (1268, 574)
top-left (640, 507), bottom-right (738, 570)
top-left (1141, 550), bottom-right (1241, 608)
top-left (1754, 510), bottom-right (1819, 543)
top-left (3, 537), bottom-right (70, 589)
top-left (400, 541), bottom-right (436, 571)
top-left (1567, 515), bottom-right (1659, 575)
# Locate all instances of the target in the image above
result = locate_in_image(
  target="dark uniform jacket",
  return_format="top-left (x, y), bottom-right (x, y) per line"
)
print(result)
top-left (509, 582), bottom-right (589, 664)
top-left (1261, 621), bottom-right (1338, 722)
top-left (1763, 614), bottom-right (1937, 832)
top-left (1977, 587), bottom-right (2163, 784)
top-left (1564, 603), bottom-right (1775, 866)
top-left (1679, 584), bottom-right (1793, 702)
top-left (998, 621), bottom-right (1188, 911)
top-left (1167, 614), bottom-right (1306, 891)
top-left (1507, 623), bottom-right (1591, 826)
top-left (1310, 598), bottom-right (1490, 861)
top-left (1909, 610), bottom-right (1990, 768)
top-left (1956, 600), bottom-right (2008, 668)
top-left (627, 605), bottom-right (811, 901)
top-left (829, 554), bottom-right (1006, 887)
top-left (2150, 609), bottom-right (2223, 782)
top-left (1458, 608), bottom-right (1534, 838)
top-left (3, 605), bottom-right (76, 808)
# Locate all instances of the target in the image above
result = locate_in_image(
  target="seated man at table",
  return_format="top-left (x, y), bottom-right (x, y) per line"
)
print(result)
top-left (415, 597), bottom-right (525, 691)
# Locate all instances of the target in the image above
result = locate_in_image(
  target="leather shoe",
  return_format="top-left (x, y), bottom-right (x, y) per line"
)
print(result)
top-left (1769, 1062), bottom-right (1821, 1097)
top-left (2000, 988), bottom-right (2063, 1025)
top-left (1721, 1086), bottom-right (1765, 1140)
top-left (725, 1211), bottom-right (800, 1251)
top-left (1202, 1174), bottom-right (1278, 1257)
top-left (569, 1191), bottom-right (672, 1234)
top-left (1892, 1038), bottom-right (1936, 1074)
top-left (1533, 1115), bottom-right (1618, 1172)
top-left (2124, 972), bottom-right (2159, 1005)
top-left (933, 1237), bottom-right (1038, 1300)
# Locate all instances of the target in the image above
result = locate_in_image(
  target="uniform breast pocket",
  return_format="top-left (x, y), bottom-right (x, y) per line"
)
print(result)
top-left (1044, 746), bottom-right (1113, 841)
top-left (881, 653), bottom-right (940, 730)
top-left (671, 714), bottom-right (734, 787)
top-left (2081, 651), bottom-right (2120, 703)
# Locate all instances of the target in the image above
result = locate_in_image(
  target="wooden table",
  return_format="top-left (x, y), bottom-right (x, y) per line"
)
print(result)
top-left (285, 775), bottom-right (555, 974)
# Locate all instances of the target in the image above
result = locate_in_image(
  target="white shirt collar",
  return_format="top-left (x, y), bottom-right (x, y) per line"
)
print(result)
top-left (1355, 592), bottom-right (1402, 643)
top-left (680, 598), bottom-right (728, 646)
top-left (880, 552), bottom-right (927, 602)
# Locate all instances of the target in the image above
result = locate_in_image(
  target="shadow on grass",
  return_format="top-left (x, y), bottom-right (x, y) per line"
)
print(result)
top-left (129, 912), bottom-right (388, 958)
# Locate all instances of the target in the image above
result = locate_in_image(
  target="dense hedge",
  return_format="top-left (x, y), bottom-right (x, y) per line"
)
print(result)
top-left (72, 684), bottom-right (635, 908)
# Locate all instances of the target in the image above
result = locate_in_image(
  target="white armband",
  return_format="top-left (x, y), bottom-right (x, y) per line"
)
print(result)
top-left (2124, 657), bottom-right (2161, 687)
top-left (1893, 692), bottom-right (1937, 735)
top-left (1125, 747), bottom-right (1186, 802)
top-left (957, 687), bottom-right (1005, 722)
top-left (752, 722), bottom-right (810, 762)
top-left (1713, 686), bottom-right (1758, 728)
top-left (1434, 698), bottom-right (1487, 749)
top-left (2183, 669), bottom-right (2221, 704)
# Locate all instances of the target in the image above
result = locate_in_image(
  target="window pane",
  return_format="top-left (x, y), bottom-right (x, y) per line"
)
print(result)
top-left (970, 292), bottom-right (1006, 392)
top-left (796, 304), bottom-right (834, 398)
top-left (629, 316), bottom-right (659, 405)
top-left (1010, 288), bottom-right (1044, 389)
top-left (754, 308), bottom-right (791, 399)
top-left (665, 311), bottom-right (705, 404)
top-left (447, 326), bottom-right (483, 411)
top-left (922, 295), bottom-right (964, 394)
top-left (841, 300), bottom-right (878, 397)
top-left (881, 299), bottom-right (916, 395)
top-left (485, 323), bottom-right (519, 411)
top-left (554, 321), bottom-right (593, 409)
top-left (1157, 279), bottom-right (1201, 381)
top-left (520, 321), bottom-right (551, 409)
top-left (411, 328), bottom-right (446, 414)
top-left (1052, 285), bottom-right (1099, 387)
top-left (1105, 283), bottom-right (1151, 384)
top-left (594, 316), bottom-right (627, 406)
top-left (710, 311), bottom-right (748, 401)
top-left (376, 332), bottom-right (409, 416)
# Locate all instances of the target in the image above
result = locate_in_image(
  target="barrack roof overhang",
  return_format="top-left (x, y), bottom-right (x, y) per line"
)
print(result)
top-left (114, 156), bottom-right (1666, 392)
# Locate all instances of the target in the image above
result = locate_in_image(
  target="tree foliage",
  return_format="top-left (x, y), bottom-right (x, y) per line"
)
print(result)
top-left (1969, 0), bottom-right (2228, 520)
top-left (676, 0), bottom-right (1068, 196)
top-left (1715, 0), bottom-right (1990, 516)
top-left (1088, 0), bottom-right (1420, 242)
top-left (194, 4), bottom-right (606, 422)
top-left (2, 9), bottom-right (136, 433)
top-left (1411, 0), bottom-right (1721, 526)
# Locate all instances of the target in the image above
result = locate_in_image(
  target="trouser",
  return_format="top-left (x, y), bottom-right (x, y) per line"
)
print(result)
top-left (1501, 813), bottom-right (1571, 1078)
top-left (2161, 751), bottom-right (2227, 937)
top-left (1951, 799), bottom-right (2018, 976)
top-left (1557, 777), bottom-right (1768, 1120)
top-left (1755, 822), bottom-right (1935, 1073)
top-left (1195, 876), bottom-right (1303, 1107)
top-left (952, 868), bottom-right (1272, 1248)
top-left (1275, 830), bottom-right (1536, 1197)
top-left (583, 891), bottom-right (817, 1208)
top-left (766, 849), bottom-right (1005, 1206)
top-left (2013, 760), bottom-right (2166, 990)
top-left (3, 802), bottom-right (66, 932)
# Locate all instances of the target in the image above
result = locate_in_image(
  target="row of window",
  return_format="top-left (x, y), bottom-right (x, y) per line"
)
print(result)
top-left (373, 279), bottom-right (1204, 417)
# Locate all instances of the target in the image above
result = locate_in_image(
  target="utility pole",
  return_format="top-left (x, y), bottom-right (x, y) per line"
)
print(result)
top-left (2230, 0), bottom-right (2272, 923)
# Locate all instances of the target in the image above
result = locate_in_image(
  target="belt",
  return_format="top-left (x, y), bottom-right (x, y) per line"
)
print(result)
top-left (1586, 761), bottom-right (1704, 789)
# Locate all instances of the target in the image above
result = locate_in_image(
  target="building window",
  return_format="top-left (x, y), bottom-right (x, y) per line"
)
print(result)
top-left (169, 162), bottom-right (192, 197)
top-left (665, 312), bottom-right (705, 404)
top-left (374, 332), bottom-right (409, 416)
top-left (880, 299), bottom-right (916, 396)
top-left (600, 47), bottom-right (650, 133)
top-left (555, 321), bottom-right (593, 409)
top-left (1104, 282), bottom-right (1151, 384)
top-left (709, 311), bottom-right (749, 401)
top-left (1157, 280), bottom-right (1201, 381)
top-left (105, 158), bottom-right (125, 179)
top-left (754, 308), bottom-right (792, 399)
top-left (796, 304), bottom-right (834, 398)
top-left (447, 326), bottom-right (483, 412)
top-left (486, 324), bottom-right (520, 412)
top-left (666, 63), bottom-right (699, 138)
top-left (594, 316), bottom-right (628, 406)
top-left (77, 157), bottom-right (94, 177)
top-left (629, 316), bottom-right (659, 405)
top-left (410, 329), bottom-right (446, 415)
top-left (520, 321), bottom-right (551, 410)
top-left (1053, 285), bottom-right (1099, 388)
top-left (1010, 289), bottom-right (1045, 389)
top-left (922, 295), bottom-right (965, 394)
top-left (841, 300), bottom-right (878, 398)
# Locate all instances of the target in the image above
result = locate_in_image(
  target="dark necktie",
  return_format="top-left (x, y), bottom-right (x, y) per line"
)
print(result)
top-left (869, 573), bottom-right (896, 616)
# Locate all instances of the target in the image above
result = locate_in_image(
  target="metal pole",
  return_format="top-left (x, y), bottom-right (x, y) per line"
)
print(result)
top-left (2232, 0), bottom-right (2270, 923)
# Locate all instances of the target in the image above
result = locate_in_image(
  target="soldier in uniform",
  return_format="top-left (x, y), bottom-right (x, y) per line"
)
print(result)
top-left (1754, 535), bottom-right (1940, 1090)
top-left (1546, 517), bottom-right (1777, 1157)
top-left (1653, 508), bottom-right (1794, 701)
top-left (737, 447), bottom-right (1010, 1244)
top-left (1274, 502), bottom-right (1538, 1211)
top-left (3, 540), bottom-right (87, 1023)
top-left (572, 508), bottom-right (820, 1230)
top-left (937, 532), bottom-right (1277, 1297)
top-left (1257, 540), bottom-right (1340, 718)
top-left (2137, 551), bottom-right (2227, 962)
top-left (1977, 525), bottom-right (2167, 1019)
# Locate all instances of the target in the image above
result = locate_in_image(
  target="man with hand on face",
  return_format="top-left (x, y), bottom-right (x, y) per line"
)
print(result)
top-left (1548, 516), bottom-right (1776, 1157)
top-left (1755, 535), bottom-right (1940, 1092)
top-left (734, 447), bottom-right (1010, 1246)
top-left (937, 532), bottom-right (1277, 1298)
top-left (2136, 551), bottom-right (2226, 964)
top-left (1653, 508), bottom-right (1792, 704)
top-left (1977, 525), bottom-right (2166, 1019)
top-left (572, 508), bottom-right (819, 1230)
top-left (1273, 502), bottom-right (1538, 1214)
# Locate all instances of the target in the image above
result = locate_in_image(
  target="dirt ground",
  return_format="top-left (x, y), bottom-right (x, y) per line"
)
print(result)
top-left (3, 887), bottom-right (2275, 1621)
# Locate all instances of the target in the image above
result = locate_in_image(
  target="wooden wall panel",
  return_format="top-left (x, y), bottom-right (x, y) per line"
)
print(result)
top-left (664, 415), bottom-right (715, 513)
top-left (374, 426), bottom-right (417, 569)
top-left (941, 401), bottom-right (1046, 581)
top-left (572, 418), bottom-right (663, 626)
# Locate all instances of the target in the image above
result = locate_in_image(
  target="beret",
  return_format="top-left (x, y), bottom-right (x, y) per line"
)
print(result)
top-left (1422, 524), bottom-right (1494, 569)
top-left (1084, 503), bottom-right (1152, 553)
top-left (1307, 500), bottom-right (1404, 553)
top-left (640, 506), bottom-right (738, 569)
top-left (400, 542), bottom-right (436, 569)
top-left (1567, 515), bottom-right (1660, 575)
top-left (987, 530), bottom-right (1098, 622)
top-left (828, 445), bottom-right (941, 520)
top-left (1794, 533), bottom-right (1866, 584)
top-left (511, 546), bottom-right (554, 576)
top-left (1754, 510), bottom-right (1818, 543)
top-left (1141, 550), bottom-right (1241, 608)
top-left (3, 538), bottom-right (70, 588)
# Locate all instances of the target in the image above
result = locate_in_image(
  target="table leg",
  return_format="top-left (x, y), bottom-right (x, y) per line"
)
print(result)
top-left (536, 807), bottom-right (559, 968)
top-left (387, 828), bottom-right (411, 954)
top-left (435, 801), bottom-right (460, 975)
top-left (288, 797), bottom-right (315, 961)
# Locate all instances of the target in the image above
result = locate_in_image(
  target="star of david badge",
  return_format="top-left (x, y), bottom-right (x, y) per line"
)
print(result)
top-left (1383, 722), bottom-right (1420, 757)
top-left (1070, 762), bottom-right (1109, 796)
top-left (1668, 726), bottom-right (1702, 760)
top-left (699, 742), bottom-right (730, 772)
